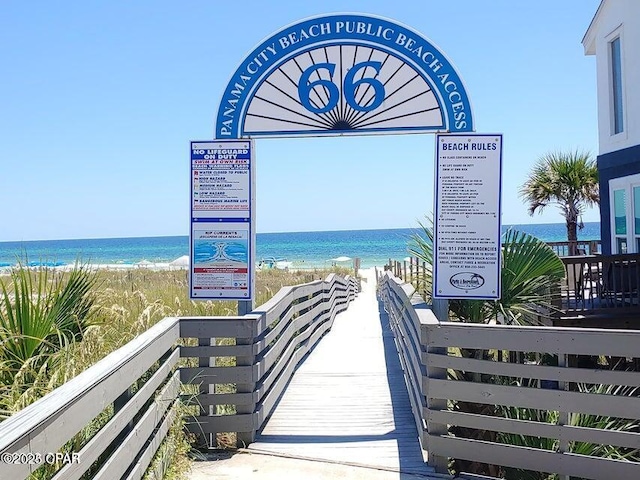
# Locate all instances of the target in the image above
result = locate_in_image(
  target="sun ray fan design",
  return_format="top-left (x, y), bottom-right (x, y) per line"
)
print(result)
top-left (243, 44), bottom-right (444, 136)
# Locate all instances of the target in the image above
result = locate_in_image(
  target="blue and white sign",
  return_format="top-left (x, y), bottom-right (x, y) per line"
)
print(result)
top-left (434, 134), bottom-right (503, 300)
top-left (190, 140), bottom-right (255, 300)
top-left (191, 141), bottom-right (251, 219)
top-left (216, 13), bottom-right (473, 138)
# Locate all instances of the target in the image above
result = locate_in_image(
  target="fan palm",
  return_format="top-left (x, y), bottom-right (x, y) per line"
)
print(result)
top-left (0, 264), bottom-right (99, 407)
top-left (519, 150), bottom-right (599, 255)
top-left (454, 229), bottom-right (566, 325)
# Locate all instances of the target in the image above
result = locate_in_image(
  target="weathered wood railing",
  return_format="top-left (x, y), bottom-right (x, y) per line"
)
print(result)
top-left (180, 273), bottom-right (359, 447)
top-left (0, 316), bottom-right (181, 480)
top-left (0, 273), bottom-right (358, 479)
top-left (380, 270), bottom-right (640, 480)
top-left (379, 270), bottom-right (446, 471)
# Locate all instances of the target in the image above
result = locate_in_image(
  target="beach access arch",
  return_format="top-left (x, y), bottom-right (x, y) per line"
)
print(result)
top-left (191, 13), bottom-right (502, 307)
top-left (215, 13), bottom-right (473, 138)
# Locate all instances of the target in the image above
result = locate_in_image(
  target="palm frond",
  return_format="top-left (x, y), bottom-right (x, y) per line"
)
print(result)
top-left (0, 264), bottom-right (98, 390)
top-left (408, 218), bottom-right (434, 301)
top-left (497, 229), bottom-right (565, 323)
top-left (519, 150), bottom-right (599, 243)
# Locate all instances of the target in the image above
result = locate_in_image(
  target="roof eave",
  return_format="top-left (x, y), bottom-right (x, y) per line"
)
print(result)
top-left (582, 0), bottom-right (605, 56)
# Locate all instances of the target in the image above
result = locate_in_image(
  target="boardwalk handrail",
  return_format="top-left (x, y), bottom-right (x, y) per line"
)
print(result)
top-left (379, 270), bottom-right (446, 471)
top-left (380, 271), bottom-right (640, 479)
top-left (180, 273), bottom-right (359, 447)
top-left (0, 273), bottom-right (358, 479)
top-left (0, 316), bottom-right (181, 480)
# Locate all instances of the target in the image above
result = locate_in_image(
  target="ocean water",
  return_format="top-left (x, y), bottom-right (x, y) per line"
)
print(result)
top-left (0, 222), bottom-right (601, 269)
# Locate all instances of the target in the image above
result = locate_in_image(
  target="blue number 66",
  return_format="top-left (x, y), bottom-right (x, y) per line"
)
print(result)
top-left (298, 61), bottom-right (385, 114)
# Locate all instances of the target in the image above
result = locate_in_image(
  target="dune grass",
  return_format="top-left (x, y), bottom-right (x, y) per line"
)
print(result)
top-left (0, 264), bottom-right (354, 479)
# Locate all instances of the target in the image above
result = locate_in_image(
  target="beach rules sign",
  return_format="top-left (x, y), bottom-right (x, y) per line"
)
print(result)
top-left (215, 13), bottom-right (473, 138)
top-left (189, 140), bottom-right (255, 300)
top-left (433, 134), bottom-right (503, 299)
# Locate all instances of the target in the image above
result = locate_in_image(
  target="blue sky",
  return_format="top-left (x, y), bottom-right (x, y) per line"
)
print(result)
top-left (0, 0), bottom-right (602, 241)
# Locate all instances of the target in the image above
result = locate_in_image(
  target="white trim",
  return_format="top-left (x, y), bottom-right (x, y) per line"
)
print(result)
top-left (609, 173), bottom-right (640, 253)
top-left (582, 0), bottom-right (605, 54)
top-left (606, 26), bottom-right (627, 140)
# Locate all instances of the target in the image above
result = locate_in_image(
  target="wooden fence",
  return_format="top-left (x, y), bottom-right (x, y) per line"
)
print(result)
top-left (0, 316), bottom-right (181, 480)
top-left (0, 273), bottom-right (358, 479)
top-left (180, 273), bottom-right (359, 447)
top-left (386, 257), bottom-right (431, 301)
top-left (380, 270), bottom-right (640, 479)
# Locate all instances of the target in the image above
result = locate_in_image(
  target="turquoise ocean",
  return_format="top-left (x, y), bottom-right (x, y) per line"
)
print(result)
top-left (0, 222), bottom-right (601, 270)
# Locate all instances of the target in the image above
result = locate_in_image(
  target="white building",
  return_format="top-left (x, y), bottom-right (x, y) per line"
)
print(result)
top-left (583, 0), bottom-right (640, 254)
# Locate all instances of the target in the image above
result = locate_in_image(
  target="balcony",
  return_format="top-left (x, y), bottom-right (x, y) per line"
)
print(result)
top-left (558, 251), bottom-right (640, 328)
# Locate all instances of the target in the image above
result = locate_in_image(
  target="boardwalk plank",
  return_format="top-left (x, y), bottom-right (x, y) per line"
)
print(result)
top-left (249, 270), bottom-right (433, 475)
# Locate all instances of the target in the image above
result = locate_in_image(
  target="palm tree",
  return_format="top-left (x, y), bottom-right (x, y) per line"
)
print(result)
top-left (519, 150), bottom-right (599, 255)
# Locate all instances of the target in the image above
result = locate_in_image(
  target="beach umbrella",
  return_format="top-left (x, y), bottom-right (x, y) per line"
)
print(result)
top-left (169, 255), bottom-right (190, 267)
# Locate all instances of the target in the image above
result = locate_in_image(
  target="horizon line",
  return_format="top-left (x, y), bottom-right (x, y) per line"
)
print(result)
top-left (0, 221), bottom-right (602, 244)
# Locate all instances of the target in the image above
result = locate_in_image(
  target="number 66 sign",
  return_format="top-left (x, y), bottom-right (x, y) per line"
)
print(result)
top-left (216, 14), bottom-right (473, 138)
top-left (298, 61), bottom-right (385, 114)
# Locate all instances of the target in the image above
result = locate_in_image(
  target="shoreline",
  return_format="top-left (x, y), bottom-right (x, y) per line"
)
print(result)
top-left (0, 262), bottom-right (368, 275)
top-left (0, 224), bottom-right (602, 274)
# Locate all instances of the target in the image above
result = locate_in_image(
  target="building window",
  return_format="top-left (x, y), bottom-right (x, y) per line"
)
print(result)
top-left (609, 174), bottom-right (640, 254)
top-left (613, 188), bottom-right (627, 253)
top-left (610, 36), bottom-right (624, 135)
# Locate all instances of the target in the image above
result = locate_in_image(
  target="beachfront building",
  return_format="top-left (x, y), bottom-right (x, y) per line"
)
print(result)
top-left (583, 0), bottom-right (640, 254)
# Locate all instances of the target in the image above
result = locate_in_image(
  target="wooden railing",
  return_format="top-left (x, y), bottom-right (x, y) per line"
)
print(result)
top-left (547, 239), bottom-right (601, 257)
top-left (380, 271), bottom-right (640, 479)
top-left (378, 269), bottom-right (443, 468)
top-left (561, 253), bottom-right (640, 319)
top-left (180, 273), bottom-right (359, 447)
top-left (0, 273), bottom-right (359, 479)
top-left (0, 316), bottom-right (181, 480)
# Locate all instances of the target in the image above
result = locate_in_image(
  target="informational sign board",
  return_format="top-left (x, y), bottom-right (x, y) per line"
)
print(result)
top-left (191, 141), bottom-right (251, 219)
top-left (190, 140), bottom-right (254, 300)
top-left (433, 134), bottom-right (503, 299)
top-left (190, 223), bottom-right (250, 299)
top-left (215, 13), bottom-right (473, 138)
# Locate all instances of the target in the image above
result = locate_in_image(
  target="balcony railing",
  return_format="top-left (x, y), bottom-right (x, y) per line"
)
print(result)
top-left (547, 239), bottom-right (601, 257)
top-left (561, 253), bottom-right (640, 320)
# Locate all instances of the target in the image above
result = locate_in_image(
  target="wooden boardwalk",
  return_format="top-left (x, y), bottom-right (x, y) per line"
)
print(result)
top-left (249, 269), bottom-right (434, 476)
